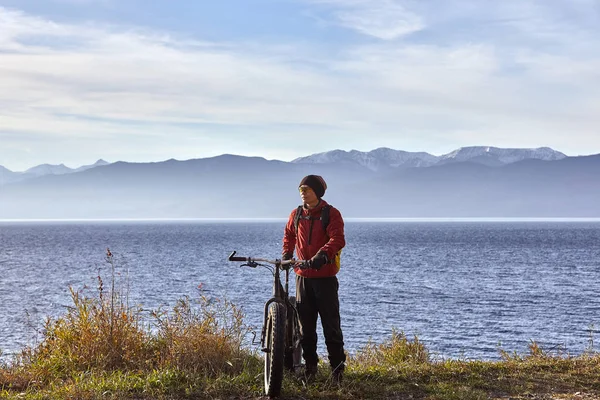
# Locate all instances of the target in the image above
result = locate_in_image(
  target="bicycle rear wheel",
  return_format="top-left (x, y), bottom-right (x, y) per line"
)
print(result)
top-left (264, 302), bottom-right (286, 397)
top-left (284, 296), bottom-right (302, 372)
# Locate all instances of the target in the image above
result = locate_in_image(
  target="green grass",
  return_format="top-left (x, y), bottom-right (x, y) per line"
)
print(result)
top-left (4, 338), bottom-right (600, 399)
top-left (1, 251), bottom-right (599, 399)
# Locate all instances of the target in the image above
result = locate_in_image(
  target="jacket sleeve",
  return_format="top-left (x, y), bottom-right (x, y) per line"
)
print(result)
top-left (282, 209), bottom-right (297, 256)
top-left (319, 206), bottom-right (345, 260)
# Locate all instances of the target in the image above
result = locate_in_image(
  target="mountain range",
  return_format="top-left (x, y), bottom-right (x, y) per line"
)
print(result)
top-left (0, 146), bottom-right (598, 219)
top-left (1, 147), bottom-right (566, 180)
top-left (0, 159), bottom-right (109, 184)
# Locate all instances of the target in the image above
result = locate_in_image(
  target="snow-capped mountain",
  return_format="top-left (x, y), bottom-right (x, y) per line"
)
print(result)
top-left (437, 146), bottom-right (567, 166)
top-left (293, 146), bottom-right (567, 170)
top-left (292, 147), bottom-right (438, 171)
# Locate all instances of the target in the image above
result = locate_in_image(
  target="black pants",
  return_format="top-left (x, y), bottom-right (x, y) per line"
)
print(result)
top-left (296, 275), bottom-right (346, 371)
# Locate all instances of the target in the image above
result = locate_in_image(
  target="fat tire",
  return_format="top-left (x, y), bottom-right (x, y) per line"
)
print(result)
top-left (284, 296), bottom-right (302, 372)
top-left (265, 302), bottom-right (286, 398)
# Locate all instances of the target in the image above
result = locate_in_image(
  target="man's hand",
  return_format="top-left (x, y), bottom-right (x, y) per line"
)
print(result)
top-left (306, 252), bottom-right (328, 270)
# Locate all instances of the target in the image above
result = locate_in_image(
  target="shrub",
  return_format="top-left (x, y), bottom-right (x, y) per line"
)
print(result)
top-left (351, 329), bottom-right (429, 371)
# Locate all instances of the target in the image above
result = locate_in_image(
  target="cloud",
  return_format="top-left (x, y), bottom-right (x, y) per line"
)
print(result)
top-left (0, 8), bottom-right (327, 125)
top-left (307, 0), bottom-right (424, 39)
top-left (0, 6), bottom-right (358, 168)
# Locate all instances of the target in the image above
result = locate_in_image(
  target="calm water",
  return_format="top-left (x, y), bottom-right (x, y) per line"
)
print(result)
top-left (1, 220), bottom-right (600, 361)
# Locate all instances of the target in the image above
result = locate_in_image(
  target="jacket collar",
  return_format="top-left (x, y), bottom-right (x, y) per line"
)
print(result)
top-left (303, 199), bottom-right (328, 214)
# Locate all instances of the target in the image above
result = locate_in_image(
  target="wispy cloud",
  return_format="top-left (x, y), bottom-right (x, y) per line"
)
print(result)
top-left (0, 6), bottom-right (354, 167)
top-left (308, 0), bottom-right (424, 40)
top-left (307, 0), bottom-right (424, 39)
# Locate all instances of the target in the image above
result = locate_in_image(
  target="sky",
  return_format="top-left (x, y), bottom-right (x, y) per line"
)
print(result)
top-left (1, 0), bottom-right (599, 171)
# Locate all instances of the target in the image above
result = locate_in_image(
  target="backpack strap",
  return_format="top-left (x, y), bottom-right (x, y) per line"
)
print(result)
top-left (321, 204), bottom-right (331, 232)
top-left (293, 205), bottom-right (303, 236)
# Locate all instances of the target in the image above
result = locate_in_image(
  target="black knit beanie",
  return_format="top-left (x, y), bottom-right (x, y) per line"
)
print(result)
top-left (299, 175), bottom-right (327, 198)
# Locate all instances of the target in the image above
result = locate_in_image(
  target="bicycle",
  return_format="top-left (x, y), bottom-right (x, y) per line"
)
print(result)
top-left (228, 251), bottom-right (304, 398)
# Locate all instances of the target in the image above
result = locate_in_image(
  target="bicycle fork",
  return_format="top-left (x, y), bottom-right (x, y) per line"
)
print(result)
top-left (260, 298), bottom-right (285, 352)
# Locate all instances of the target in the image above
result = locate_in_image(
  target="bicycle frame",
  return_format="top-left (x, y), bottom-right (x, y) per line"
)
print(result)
top-left (228, 251), bottom-right (296, 351)
top-left (227, 252), bottom-right (297, 350)
top-left (260, 260), bottom-right (292, 350)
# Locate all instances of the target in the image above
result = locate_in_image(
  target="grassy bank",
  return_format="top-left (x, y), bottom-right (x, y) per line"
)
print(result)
top-left (1, 252), bottom-right (599, 399)
top-left (3, 327), bottom-right (600, 400)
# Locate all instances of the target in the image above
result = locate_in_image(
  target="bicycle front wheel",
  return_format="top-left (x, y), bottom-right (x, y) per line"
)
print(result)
top-left (264, 302), bottom-right (286, 398)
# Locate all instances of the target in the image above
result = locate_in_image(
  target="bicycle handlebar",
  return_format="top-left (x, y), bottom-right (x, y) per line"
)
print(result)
top-left (228, 252), bottom-right (248, 262)
top-left (228, 251), bottom-right (305, 266)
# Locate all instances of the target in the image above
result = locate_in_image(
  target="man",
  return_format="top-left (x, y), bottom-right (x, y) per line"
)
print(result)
top-left (282, 174), bottom-right (346, 383)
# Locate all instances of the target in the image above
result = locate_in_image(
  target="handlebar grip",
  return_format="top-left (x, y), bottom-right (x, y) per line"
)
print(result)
top-left (228, 251), bottom-right (247, 262)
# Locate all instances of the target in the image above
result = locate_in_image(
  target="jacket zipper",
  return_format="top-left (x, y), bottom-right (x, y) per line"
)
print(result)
top-left (308, 218), bottom-right (314, 245)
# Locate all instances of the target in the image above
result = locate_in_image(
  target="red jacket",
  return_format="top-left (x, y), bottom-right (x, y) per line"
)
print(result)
top-left (282, 199), bottom-right (345, 278)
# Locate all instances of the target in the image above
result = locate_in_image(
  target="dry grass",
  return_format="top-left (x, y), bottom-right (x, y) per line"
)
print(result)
top-left (1, 249), bottom-right (257, 396)
top-left (351, 329), bottom-right (429, 369)
top-left (152, 294), bottom-right (251, 375)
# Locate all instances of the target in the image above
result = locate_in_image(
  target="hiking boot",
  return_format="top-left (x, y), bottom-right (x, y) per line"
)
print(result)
top-left (332, 368), bottom-right (343, 385)
top-left (304, 364), bottom-right (318, 381)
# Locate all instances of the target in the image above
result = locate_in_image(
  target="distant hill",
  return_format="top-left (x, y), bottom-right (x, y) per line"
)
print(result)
top-left (24, 163), bottom-right (73, 177)
top-left (0, 160), bottom-right (110, 184)
top-left (0, 165), bottom-right (18, 185)
top-left (0, 152), bottom-right (598, 219)
top-left (73, 159), bottom-right (110, 173)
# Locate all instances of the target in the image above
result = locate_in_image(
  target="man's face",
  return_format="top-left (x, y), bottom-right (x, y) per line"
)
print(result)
top-left (299, 185), bottom-right (318, 204)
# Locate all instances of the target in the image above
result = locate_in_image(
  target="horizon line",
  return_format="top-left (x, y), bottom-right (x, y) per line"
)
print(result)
top-left (2, 217), bottom-right (600, 223)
